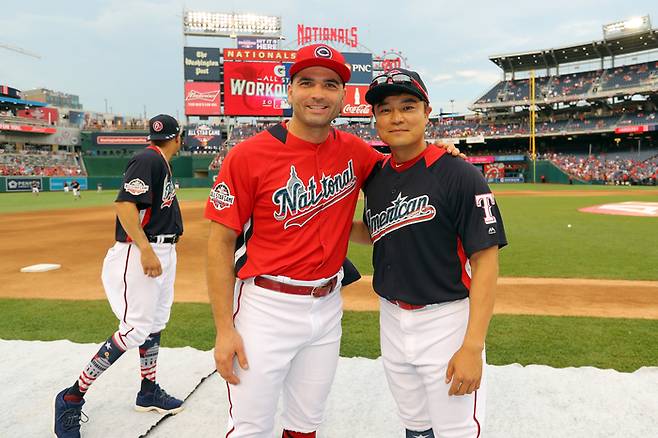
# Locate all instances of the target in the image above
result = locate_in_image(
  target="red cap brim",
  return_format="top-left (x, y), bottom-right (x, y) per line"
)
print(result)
top-left (289, 58), bottom-right (351, 83)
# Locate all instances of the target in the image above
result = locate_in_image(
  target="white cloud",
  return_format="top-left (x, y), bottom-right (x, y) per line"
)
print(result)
top-left (455, 70), bottom-right (502, 84)
top-left (430, 73), bottom-right (454, 83)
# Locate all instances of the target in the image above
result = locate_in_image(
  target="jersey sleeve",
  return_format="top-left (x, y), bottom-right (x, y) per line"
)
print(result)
top-left (454, 163), bottom-right (508, 257)
top-left (116, 155), bottom-right (154, 206)
top-left (204, 145), bottom-right (255, 233)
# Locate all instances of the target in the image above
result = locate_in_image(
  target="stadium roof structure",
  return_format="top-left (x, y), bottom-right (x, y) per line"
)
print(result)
top-left (489, 28), bottom-right (658, 73)
top-left (0, 95), bottom-right (47, 107)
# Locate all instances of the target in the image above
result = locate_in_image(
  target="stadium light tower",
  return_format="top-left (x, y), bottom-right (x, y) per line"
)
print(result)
top-left (602, 15), bottom-right (651, 39)
top-left (183, 11), bottom-right (282, 38)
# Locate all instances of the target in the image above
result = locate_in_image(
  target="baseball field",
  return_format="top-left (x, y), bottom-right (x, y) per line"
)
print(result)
top-left (2, 184), bottom-right (658, 437)
top-left (1, 184), bottom-right (658, 370)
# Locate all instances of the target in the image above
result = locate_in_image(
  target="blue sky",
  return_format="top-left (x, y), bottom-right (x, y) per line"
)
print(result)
top-left (1, 1), bottom-right (656, 117)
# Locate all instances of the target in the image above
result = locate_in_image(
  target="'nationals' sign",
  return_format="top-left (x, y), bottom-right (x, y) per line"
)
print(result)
top-left (223, 61), bottom-right (292, 116)
top-left (223, 49), bottom-right (296, 62)
top-left (297, 24), bottom-right (359, 48)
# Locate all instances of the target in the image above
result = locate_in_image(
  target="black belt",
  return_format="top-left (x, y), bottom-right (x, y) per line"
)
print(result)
top-left (147, 235), bottom-right (180, 244)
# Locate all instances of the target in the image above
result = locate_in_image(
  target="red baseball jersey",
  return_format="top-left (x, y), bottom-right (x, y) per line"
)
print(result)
top-left (205, 123), bottom-right (382, 280)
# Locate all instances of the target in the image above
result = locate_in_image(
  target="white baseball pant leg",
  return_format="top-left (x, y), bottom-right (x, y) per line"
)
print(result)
top-left (101, 242), bottom-right (177, 350)
top-left (380, 298), bottom-right (486, 438)
top-left (225, 277), bottom-right (343, 438)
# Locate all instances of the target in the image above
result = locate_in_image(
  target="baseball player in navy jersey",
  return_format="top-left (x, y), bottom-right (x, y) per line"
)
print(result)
top-left (350, 69), bottom-right (507, 438)
top-left (53, 114), bottom-right (184, 438)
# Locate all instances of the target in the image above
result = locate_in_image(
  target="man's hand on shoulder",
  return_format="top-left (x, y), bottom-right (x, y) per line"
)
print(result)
top-left (433, 142), bottom-right (467, 160)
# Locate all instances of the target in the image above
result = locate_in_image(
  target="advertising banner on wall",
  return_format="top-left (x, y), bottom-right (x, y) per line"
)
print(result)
top-left (237, 37), bottom-right (280, 50)
top-left (6, 177), bottom-right (42, 192)
top-left (341, 85), bottom-right (372, 117)
top-left (184, 82), bottom-right (222, 116)
top-left (91, 132), bottom-right (149, 147)
top-left (223, 61), bottom-right (292, 116)
top-left (342, 53), bottom-right (373, 84)
top-left (184, 47), bottom-right (221, 81)
top-left (184, 124), bottom-right (223, 151)
top-left (50, 177), bottom-right (89, 191)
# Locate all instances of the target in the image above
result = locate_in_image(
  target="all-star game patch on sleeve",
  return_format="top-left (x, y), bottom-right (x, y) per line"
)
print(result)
top-left (117, 154), bottom-right (155, 207)
top-left (204, 145), bottom-right (254, 233)
top-left (453, 162), bottom-right (508, 256)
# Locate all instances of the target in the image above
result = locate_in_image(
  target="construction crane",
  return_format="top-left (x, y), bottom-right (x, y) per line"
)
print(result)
top-left (0, 42), bottom-right (41, 59)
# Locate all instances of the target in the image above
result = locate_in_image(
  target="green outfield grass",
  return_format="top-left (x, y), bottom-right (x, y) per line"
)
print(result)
top-left (0, 298), bottom-right (656, 372)
top-left (348, 185), bottom-right (658, 280)
top-left (0, 188), bottom-right (211, 214)
top-left (2, 184), bottom-right (657, 279)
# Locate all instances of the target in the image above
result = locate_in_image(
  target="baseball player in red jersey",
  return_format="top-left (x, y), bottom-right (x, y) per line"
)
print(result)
top-left (53, 114), bottom-right (184, 438)
top-left (351, 70), bottom-right (507, 438)
top-left (205, 44), bottom-right (383, 438)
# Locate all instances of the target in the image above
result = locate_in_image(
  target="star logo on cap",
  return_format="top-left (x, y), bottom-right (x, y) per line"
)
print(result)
top-left (153, 120), bottom-right (164, 132)
top-left (314, 45), bottom-right (333, 59)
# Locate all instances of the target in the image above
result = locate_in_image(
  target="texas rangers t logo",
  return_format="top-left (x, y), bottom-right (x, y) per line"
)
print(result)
top-left (272, 160), bottom-right (356, 229)
top-left (475, 193), bottom-right (497, 224)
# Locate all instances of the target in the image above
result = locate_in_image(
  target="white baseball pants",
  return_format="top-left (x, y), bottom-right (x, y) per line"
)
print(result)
top-left (380, 297), bottom-right (486, 438)
top-left (225, 275), bottom-right (343, 437)
top-left (101, 241), bottom-right (177, 350)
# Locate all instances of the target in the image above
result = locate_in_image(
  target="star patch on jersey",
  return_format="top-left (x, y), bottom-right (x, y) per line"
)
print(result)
top-left (210, 182), bottom-right (235, 210)
top-left (124, 178), bottom-right (149, 195)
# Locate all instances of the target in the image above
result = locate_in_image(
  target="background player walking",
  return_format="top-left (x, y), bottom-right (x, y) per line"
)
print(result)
top-left (53, 114), bottom-right (185, 438)
top-left (351, 69), bottom-right (507, 438)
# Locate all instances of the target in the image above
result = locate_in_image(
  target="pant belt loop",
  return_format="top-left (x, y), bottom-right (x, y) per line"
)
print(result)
top-left (157, 235), bottom-right (164, 244)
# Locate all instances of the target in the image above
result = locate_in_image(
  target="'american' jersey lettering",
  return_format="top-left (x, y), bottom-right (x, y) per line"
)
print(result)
top-left (205, 123), bottom-right (382, 280)
top-left (363, 144), bottom-right (507, 305)
top-left (115, 146), bottom-right (183, 242)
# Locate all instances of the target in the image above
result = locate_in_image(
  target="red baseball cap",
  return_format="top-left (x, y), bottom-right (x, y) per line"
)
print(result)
top-left (289, 44), bottom-right (351, 83)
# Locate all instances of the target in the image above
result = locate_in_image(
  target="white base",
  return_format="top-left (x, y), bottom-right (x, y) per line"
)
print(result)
top-left (20, 263), bottom-right (62, 273)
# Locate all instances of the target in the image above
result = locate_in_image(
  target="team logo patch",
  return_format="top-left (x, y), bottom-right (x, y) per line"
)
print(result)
top-left (475, 193), bottom-right (497, 224)
top-left (314, 45), bottom-right (332, 59)
top-left (210, 182), bottom-right (235, 210)
top-left (488, 227), bottom-right (496, 235)
top-left (161, 176), bottom-right (176, 208)
top-left (124, 178), bottom-right (149, 195)
top-left (152, 120), bottom-right (163, 132)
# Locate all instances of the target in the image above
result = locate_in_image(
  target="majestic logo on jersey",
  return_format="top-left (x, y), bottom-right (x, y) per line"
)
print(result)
top-left (475, 193), bottom-right (497, 224)
top-left (124, 178), bottom-right (149, 196)
top-left (365, 192), bottom-right (436, 243)
top-left (161, 175), bottom-right (176, 208)
top-left (272, 160), bottom-right (356, 229)
top-left (210, 182), bottom-right (235, 210)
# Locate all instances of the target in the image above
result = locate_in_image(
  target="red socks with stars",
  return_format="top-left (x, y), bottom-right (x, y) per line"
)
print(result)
top-left (138, 331), bottom-right (161, 393)
top-left (64, 332), bottom-right (126, 402)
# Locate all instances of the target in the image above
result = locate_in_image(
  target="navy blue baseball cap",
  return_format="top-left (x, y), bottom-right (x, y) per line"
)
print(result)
top-left (147, 114), bottom-right (180, 141)
top-left (365, 68), bottom-right (429, 106)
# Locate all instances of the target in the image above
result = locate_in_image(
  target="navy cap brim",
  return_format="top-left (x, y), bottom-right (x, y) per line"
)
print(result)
top-left (147, 133), bottom-right (178, 141)
top-left (365, 83), bottom-right (428, 106)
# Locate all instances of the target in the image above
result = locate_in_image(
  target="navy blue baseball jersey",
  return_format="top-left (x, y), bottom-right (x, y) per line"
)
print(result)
top-left (115, 146), bottom-right (183, 242)
top-left (362, 144), bottom-right (507, 305)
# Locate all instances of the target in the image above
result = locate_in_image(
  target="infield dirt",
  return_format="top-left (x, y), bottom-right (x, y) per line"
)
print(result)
top-left (2, 201), bottom-right (657, 319)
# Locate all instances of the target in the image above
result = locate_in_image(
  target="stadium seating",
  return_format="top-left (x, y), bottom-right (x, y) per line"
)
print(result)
top-left (0, 151), bottom-right (85, 176)
top-left (475, 60), bottom-right (658, 105)
top-left (546, 151), bottom-right (658, 184)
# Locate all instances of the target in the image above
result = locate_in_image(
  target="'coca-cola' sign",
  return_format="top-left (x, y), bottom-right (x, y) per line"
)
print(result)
top-left (341, 85), bottom-right (372, 117)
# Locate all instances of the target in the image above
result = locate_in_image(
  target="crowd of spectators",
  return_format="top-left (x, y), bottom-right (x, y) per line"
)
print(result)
top-left (544, 152), bottom-right (658, 184)
top-left (475, 60), bottom-right (658, 105)
top-left (428, 107), bottom-right (657, 139)
top-left (0, 151), bottom-right (85, 176)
